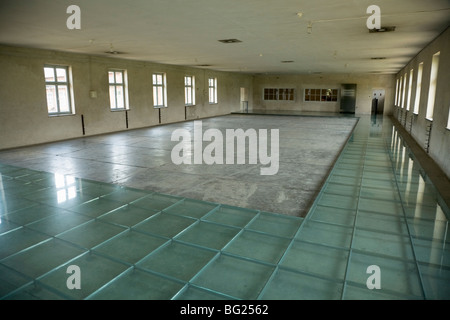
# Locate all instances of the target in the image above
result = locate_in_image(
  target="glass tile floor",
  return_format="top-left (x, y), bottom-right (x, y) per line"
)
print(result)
top-left (0, 116), bottom-right (448, 300)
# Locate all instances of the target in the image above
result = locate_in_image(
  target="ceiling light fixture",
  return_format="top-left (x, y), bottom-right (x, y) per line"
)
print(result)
top-left (218, 39), bottom-right (242, 44)
top-left (369, 26), bottom-right (396, 33)
top-left (105, 43), bottom-right (122, 55)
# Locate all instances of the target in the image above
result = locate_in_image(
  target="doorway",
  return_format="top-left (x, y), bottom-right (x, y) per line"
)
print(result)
top-left (240, 87), bottom-right (249, 113)
top-left (371, 89), bottom-right (385, 115)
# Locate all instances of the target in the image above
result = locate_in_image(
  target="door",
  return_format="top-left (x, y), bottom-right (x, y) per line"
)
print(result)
top-left (340, 84), bottom-right (357, 114)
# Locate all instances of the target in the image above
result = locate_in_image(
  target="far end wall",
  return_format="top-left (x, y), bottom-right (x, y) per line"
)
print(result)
top-left (253, 73), bottom-right (396, 115)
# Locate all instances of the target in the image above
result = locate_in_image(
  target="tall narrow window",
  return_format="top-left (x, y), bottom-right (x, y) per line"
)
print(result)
top-left (395, 78), bottom-right (399, 106)
top-left (402, 73), bottom-right (407, 109)
top-left (153, 73), bottom-right (167, 108)
top-left (108, 70), bottom-right (128, 110)
top-left (414, 62), bottom-right (423, 115)
top-left (185, 76), bottom-right (195, 106)
top-left (398, 76), bottom-right (403, 108)
top-left (44, 65), bottom-right (74, 115)
top-left (447, 106), bottom-right (450, 130)
top-left (208, 77), bottom-right (218, 104)
top-left (406, 69), bottom-right (413, 111)
top-left (426, 52), bottom-right (440, 121)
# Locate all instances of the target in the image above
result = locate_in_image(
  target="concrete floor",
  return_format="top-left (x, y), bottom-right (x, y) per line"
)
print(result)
top-left (0, 115), bottom-right (358, 216)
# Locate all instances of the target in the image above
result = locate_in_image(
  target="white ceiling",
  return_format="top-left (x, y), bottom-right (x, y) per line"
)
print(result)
top-left (0, 0), bottom-right (449, 74)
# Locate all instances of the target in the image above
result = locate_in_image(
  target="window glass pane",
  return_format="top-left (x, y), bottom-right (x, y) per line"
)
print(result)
top-left (116, 86), bottom-right (124, 108)
top-left (44, 67), bottom-right (55, 82)
top-left (115, 71), bottom-right (123, 84)
top-left (153, 87), bottom-right (158, 106)
top-left (109, 72), bottom-right (115, 84)
top-left (46, 85), bottom-right (58, 113)
top-left (447, 108), bottom-right (450, 129)
top-left (185, 87), bottom-right (192, 105)
top-left (426, 52), bottom-right (440, 120)
top-left (414, 63), bottom-right (423, 114)
top-left (157, 87), bottom-right (163, 105)
top-left (110, 86), bottom-right (117, 109)
top-left (209, 88), bottom-right (214, 103)
top-left (56, 68), bottom-right (67, 82)
top-left (58, 86), bottom-right (70, 112)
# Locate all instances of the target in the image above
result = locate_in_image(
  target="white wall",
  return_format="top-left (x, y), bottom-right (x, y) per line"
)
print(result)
top-left (394, 27), bottom-right (450, 178)
top-left (252, 73), bottom-right (396, 115)
top-left (0, 45), bottom-right (253, 149)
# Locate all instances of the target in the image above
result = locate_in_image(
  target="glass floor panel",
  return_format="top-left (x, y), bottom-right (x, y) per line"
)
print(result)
top-left (0, 115), bottom-right (448, 300)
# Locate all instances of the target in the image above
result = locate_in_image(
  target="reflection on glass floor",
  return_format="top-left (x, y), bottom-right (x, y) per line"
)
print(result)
top-left (0, 116), bottom-right (448, 300)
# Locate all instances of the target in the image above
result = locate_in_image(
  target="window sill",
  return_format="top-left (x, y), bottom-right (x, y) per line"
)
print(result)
top-left (153, 106), bottom-right (167, 109)
top-left (48, 113), bottom-right (75, 118)
top-left (110, 109), bottom-right (129, 112)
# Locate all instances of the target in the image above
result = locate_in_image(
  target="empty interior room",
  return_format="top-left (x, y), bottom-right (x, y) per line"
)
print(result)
top-left (0, 0), bottom-right (449, 301)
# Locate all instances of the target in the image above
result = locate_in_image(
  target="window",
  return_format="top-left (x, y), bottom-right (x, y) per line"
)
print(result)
top-left (304, 89), bottom-right (338, 102)
top-left (208, 77), bottom-right (217, 104)
top-left (401, 73), bottom-right (407, 109)
top-left (44, 65), bottom-right (74, 115)
top-left (185, 76), bottom-right (195, 106)
top-left (426, 52), bottom-right (440, 121)
top-left (406, 69), bottom-right (413, 111)
top-left (108, 70), bottom-right (128, 110)
top-left (447, 106), bottom-right (450, 130)
top-left (395, 78), bottom-right (399, 107)
top-left (398, 76), bottom-right (403, 108)
top-left (413, 62), bottom-right (423, 115)
top-left (264, 88), bottom-right (295, 101)
top-left (153, 73), bottom-right (167, 108)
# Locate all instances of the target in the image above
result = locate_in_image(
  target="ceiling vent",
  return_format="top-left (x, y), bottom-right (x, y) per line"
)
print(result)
top-left (371, 57), bottom-right (387, 60)
top-left (281, 60), bottom-right (295, 63)
top-left (369, 26), bottom-right (396, 33)
top-left (218, 39), bottom-right (242, 44)
top-left (196, 64), bottom-right (212, 67)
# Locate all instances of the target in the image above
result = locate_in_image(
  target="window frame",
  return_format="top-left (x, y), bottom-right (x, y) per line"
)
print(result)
top-left (395, 78), bottom-right (400, 107)
top-left (447, 106), bottom-right (450, 130)
top-left (44, 65), bottom-right (74, 116)
top-left (413, 62), bottom-right (424, 115)
top-left (263, 88), bottom-right (296, 101)
top-left (108, 69), bottom-right (129, 111)
top-left (304, 88), bottom-right (339, 102)
top-left (153, 72), bottom-right (167, 108)
top-left (401, 73), bottom-right (407, 109)
top-left (406, 69), bottom-right (413, 111)
top-left (185, 75), bottom-right (196, 106)
top-left (426, 52), bottom-right (440, 121)
top-left (208, 77), bottom-right (218, 104)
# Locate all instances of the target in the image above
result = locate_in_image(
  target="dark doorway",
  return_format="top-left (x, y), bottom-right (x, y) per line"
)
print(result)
top-left (371, 89), bottom-right (385, 115)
